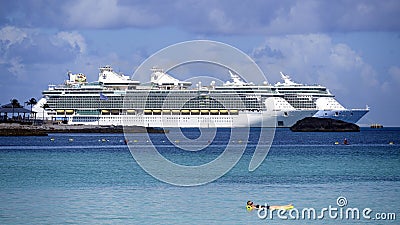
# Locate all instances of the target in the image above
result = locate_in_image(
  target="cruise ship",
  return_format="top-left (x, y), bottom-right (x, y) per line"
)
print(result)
top-left (32, 66), bottom-right (316, 128)
top-left (273, 72), bottom-right (369, 123)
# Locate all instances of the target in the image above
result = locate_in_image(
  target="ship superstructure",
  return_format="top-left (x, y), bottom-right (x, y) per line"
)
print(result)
top-left (273, 72), bottom-right (369, 123)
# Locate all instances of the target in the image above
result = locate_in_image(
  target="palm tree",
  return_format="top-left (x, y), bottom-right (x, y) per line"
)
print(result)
top-left (25, 98), bottom-right (37, 120)
top-left (10, 99), bottom-right (21, 107)
top-left (10, 99), bottom-right (21, 120)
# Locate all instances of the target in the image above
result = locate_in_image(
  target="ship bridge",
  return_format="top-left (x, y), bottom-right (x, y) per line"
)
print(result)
top-left (150, 67), bottom-right (191, 89)
top-left (98, 65), bottom-right (140, 90)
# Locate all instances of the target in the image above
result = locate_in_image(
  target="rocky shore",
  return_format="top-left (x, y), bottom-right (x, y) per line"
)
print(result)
top-left (0, 123), bottom-right (166, 136)
top-left (290, 117), bottom-right (360, 132)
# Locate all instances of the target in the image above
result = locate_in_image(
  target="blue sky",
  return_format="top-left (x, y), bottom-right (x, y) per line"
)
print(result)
top-left (0, 0), bottom-right (399, 126)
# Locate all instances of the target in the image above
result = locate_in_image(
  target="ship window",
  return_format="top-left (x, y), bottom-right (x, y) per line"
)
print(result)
top-left (277, 121), bottom-right (284, 126)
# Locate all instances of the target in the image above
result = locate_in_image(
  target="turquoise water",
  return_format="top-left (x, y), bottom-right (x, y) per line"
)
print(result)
top-left (0, 128), bottom-right (399, 224)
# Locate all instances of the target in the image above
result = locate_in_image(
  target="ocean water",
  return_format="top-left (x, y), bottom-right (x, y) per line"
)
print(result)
top-left (0, 128), bottom-right (399, 224)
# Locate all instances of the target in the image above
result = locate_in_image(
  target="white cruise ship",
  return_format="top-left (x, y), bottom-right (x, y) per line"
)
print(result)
top-left (32, 66), bottom-right (316, 128)
top-left (273, 72), bottom-right (369, 124)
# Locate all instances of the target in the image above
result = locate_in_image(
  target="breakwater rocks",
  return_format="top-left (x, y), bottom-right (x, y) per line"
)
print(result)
top-left (0, 125), bottom-right (48, 136)
top-left (0, 124), bottom-right (166, 136)
top-left (290, 117), bottom-right (360, 132)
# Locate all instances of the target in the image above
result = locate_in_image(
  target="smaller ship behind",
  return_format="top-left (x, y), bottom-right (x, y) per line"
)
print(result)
top-left (274, 72), bottom-right (369, 124)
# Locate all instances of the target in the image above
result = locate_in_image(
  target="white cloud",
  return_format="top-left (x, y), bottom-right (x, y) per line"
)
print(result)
top-left (329, 44), bottom-right (363, 71)
top-left (0, 26), bottom-right (28, 48)
top-left (0, 56), bottom-right (26, 80)
top-left (0, 26), bottom-right (29, 80)
top-left (0, 27), bottom-right (87, 81)
top-left (252, 34), bottom-right (378, 96)
top-left (7, 57), bottom-right (25, 79)
top-left (53, 31), bottom-right (87, 54)
top-left (252, 34), bottom-right (332, 82)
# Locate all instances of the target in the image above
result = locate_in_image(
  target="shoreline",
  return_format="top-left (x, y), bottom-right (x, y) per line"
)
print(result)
top-left (0, 123), bottom-right (166, 136)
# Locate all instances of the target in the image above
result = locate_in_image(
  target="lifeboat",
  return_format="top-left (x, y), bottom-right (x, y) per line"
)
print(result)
top-left (200, 110), bottom-right (209, 115)
top-left (181, 110), bottom-right (190, 115)
top-left (126, 109), bottom-right (136, 115)
top-left (191, 109), bottom-right (199, 115)
top-left (210, 110), bottom-right (219, 114)
top-left (220, 109), bottom-right (228, 115)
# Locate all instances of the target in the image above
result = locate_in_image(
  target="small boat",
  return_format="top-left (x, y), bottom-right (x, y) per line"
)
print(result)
top-left (370, 123), bottom-right (383, 128)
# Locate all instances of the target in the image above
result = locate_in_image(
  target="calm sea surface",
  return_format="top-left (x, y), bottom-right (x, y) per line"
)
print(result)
top-left (0, 128), bottom-right (399, 224)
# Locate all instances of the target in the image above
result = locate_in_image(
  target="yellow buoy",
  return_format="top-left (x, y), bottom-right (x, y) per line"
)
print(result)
top-left (50, 138), bottom-right (55, 141)
top-left (389, 141), bottom-right (394, 145)
top-left (335, 142), bottom-right (339, 145)
top-left (133, 140), bottom-right (138, 143)
top-left (69, 138), bottom-right (74, 142)
top-left (246, 205), bottom-right (253, 211)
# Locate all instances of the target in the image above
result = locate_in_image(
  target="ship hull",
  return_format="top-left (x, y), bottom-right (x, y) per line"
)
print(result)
top-left (313, 109), bottom-right (369, 124)
top-left (56, 110), bottom-right (316, 128)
